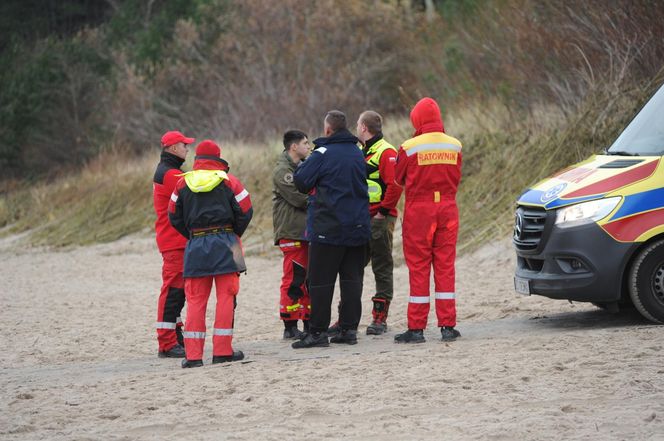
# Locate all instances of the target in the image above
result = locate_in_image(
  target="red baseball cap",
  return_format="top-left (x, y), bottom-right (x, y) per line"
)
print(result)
top-left (161, 130), bottom-right (195, 148)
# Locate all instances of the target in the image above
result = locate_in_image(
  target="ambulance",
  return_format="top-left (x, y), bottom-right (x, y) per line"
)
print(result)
top-left (513, 84), bottom-right (664, 323)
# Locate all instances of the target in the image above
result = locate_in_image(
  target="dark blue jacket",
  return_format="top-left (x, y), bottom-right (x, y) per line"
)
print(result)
top-left (294, 129), bottom-right (370, 246)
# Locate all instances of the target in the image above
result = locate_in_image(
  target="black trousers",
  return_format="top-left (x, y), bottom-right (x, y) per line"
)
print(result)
top-left (308, 242), bottom-right (366, 333)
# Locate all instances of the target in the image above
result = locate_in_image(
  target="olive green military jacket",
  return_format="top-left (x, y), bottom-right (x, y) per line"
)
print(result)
top-left (272, 151), bottom-right (308, 244)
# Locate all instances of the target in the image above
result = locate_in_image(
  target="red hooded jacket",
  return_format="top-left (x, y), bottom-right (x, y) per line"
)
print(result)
top-left (395, 97), bottom-right (462, 202)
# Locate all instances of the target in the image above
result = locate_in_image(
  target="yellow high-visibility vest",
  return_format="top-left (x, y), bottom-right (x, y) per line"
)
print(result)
top-left (365, 139), bottom-right (397, 203)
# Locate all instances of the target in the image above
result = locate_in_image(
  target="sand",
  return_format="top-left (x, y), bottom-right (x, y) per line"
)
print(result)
top-left (1, 233), bottom-right (663, 440)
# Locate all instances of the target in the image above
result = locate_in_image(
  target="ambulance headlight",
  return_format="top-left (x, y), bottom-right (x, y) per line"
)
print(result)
top-left (555, 197), bottom-right (621, 228)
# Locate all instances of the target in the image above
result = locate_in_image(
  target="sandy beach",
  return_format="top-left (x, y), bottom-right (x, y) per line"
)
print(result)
top-left (1, 233), bottom-right (663, 440)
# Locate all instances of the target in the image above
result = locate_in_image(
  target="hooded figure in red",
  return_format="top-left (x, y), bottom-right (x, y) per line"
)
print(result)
top-left (393, 97), bottom-right (463, 343)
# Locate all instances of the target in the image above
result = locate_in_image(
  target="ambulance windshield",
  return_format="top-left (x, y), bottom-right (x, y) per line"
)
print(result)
top-left (608, 84), bottom-right (664, 156)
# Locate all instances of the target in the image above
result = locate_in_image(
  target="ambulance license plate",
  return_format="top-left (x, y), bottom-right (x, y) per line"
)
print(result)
top-left (514, 277), bottom-right (531, 295)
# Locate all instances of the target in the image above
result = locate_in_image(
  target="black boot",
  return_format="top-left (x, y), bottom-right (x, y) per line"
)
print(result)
top-left (366, 297), bottom-right (390, 335)
top-left (394, 329), bottom-right (425, 344)
top-left (441, 326), bottom-right (461, 341)
top-left (283, 326), bottom-right (305, 340)
top-left (181, 359), bottom-right (203, 368)
top-left (212, 351), bottom-right (245, 364)
top-left (158, 343), bottom-right (186, 358)
top-left (327, 321), bottom-right (340, 337)
top-left (330, 329), bottom-right (358, 345)
top-left (292, 332), bottom-right (330, 349)
top-left (283, 320), bottom-right (304, 340)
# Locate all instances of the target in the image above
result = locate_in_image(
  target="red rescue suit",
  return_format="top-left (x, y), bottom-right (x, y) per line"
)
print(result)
top-left (278, 240), bottom-right (311, 321)
top-left (395, 97), bottom-right (462, 329)
top-left (153, 150), bottom-right (188, 352)
top-left (184, 273), bottom-right (239, 360)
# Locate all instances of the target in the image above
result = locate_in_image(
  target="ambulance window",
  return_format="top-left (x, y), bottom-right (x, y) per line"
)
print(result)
top-left (609, 84), bottom-right (664, 156)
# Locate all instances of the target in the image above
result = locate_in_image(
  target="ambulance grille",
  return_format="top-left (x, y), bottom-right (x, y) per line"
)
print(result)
top-left (513, 206), bottom-right (548, 251)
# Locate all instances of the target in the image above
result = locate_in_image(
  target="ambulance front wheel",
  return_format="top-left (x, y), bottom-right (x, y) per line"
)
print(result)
top-left (628, 239), bottom-right (664, 324)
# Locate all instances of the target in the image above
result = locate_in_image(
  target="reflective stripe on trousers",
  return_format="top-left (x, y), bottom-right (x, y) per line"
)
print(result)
top-left (435, 292), bottom-right (455, 300)
top-left (279, 240), bottom-right (310, 321)
top-left (279, 241), bottom-right (302, 248)
top-left (157, 249), bottom-right (185, 352)
top-left (184, 273), bottom-right (239, 360)
top-left (213, 328), bottom-right (233, 336)
top-left (403, 200), bottom-right (458, 329)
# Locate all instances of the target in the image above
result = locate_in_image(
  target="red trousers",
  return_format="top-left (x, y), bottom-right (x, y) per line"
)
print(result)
top-left (278, 240), bottom-right (310, 321)
top-left (156, 249), bottom-right (185, 352)
top-left (402, 199), bottom-right (458, 329)
top-left (183, 273), bottom-right (239, 360)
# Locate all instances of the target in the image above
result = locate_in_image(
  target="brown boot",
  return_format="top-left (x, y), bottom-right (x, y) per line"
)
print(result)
top-left (366, 297), bottom-right (390, 335)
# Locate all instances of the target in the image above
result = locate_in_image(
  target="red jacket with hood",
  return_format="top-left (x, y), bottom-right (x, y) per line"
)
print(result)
top-left (395, 97), bottom-right (462, 202)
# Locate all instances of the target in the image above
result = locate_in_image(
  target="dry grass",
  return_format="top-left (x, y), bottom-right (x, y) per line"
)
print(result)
top-left (1, 77), bottom-right (661, 252)
top-left (0, 141), bottom-right (281, 250)
top-left (0, 152), bottom-right (155, 247)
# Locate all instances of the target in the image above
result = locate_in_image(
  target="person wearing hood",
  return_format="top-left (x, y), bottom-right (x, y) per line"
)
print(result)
top-left (153, 130), bottom-right (194, 359)
top-left (291, 110), bottom-right (370, 348)
top-left (393, 98), bottom-right (463, 343)
top-left (272, 130), bottom-right (312, 340)
top-left (168, 140), bottom-right (253, 368)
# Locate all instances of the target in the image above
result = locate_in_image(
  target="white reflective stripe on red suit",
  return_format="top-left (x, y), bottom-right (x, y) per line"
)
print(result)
top-left (435, 292), bottom-right (456, 300)
top-left (156, 322), bottom-right (177, 329)
top-left (213, 328), bottom-right (233, 336)
top-left (183, 331), bottom-right (206, 339)
top-left (235, 189), bottom-right (249, 203)
top-left (408, 296), bottom-right (430, 304)
top-left (405, 143), bottom-right (461, 156)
